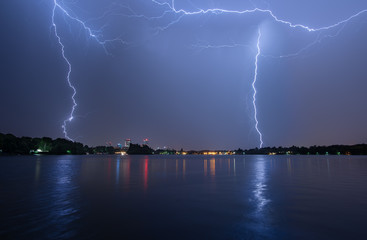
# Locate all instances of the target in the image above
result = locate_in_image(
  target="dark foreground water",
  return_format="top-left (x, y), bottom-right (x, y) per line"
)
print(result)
top-left (0, 155), bottom-right (366, 239)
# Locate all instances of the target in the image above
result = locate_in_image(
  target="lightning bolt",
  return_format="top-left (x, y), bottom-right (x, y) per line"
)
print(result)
top-left (150, 0), bottom-right (367, 33)
top-left (147, 1), bottom-right (367, 147)
top-left (51, 0), bottom-right (128, 141)
top-left (51, 0), bottom-right (367, 147)
top-left (52, 3), bottom-right (75, 141)
top-left (253, 29), bottom-right (263, 148)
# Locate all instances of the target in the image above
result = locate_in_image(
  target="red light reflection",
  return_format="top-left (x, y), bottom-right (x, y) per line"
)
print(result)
top-left (144, 157), bottom-right (149, 190)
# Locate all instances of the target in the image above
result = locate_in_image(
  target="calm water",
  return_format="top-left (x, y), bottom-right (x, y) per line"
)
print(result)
top-left (0, 155), bottom-right (366, 239)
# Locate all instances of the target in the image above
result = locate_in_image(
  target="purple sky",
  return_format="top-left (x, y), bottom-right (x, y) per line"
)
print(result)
top-left (1, 0), bottom-right (367, 149)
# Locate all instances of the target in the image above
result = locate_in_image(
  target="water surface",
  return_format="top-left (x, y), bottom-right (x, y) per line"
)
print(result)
top-left (0, 155), bottom-right (366, 239)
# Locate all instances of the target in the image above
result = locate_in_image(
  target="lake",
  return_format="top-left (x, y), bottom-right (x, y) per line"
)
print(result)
top-left (0, 155), bottom-right (366, 239)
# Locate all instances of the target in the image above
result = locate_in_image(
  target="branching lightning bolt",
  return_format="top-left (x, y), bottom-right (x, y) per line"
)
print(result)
top-left (51, 0), bottom-right (127, 141)
top-left (150, 0), bottom-right (367, 33)
top-left (52, 3), bottom-right (76, 141)
top-left (50, 0), bottom-right (367, 147)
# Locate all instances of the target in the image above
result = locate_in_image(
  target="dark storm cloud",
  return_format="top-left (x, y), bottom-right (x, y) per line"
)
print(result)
top-left (1, 0), bottom-right (367, 149)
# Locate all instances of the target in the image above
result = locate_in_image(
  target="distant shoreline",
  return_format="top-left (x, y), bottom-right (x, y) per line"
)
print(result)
top-left (1, 133), bottom-right (366, 156)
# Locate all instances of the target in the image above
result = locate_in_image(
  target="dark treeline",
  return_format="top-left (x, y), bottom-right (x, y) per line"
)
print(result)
top-left (0, 133), bottom-right (115, 155)
top-left (127, 144), bottom-right (154, 155)
top-left (241, 144), bottom-right (367, 155)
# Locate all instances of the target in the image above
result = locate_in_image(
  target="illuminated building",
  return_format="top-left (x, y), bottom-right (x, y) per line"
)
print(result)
top-left (124, 139), bottom-right (131, 148)
top-left (143, 138), bottom-right (149, 145)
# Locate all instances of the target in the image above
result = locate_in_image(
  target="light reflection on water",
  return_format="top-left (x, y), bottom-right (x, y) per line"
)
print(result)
top-left (210, 158), bottom-right (215, 176)
top-left (247, 157), bottom-right (272, 239)
top-left (143, 156), bottom-right (149, 190)
top-left (204, 159), bottom-right (207, 176)
top-left (183, 159), bottom-right (186, 178)
top-left (253, 158), bottom-right (268, 213)
top-left (48, 158), bottom-right (80, 239)
top-left (1, 155), bottom-right (367, 239)
top-left (115, 158), bottom-right (120, 186)
top-left (122, 157), bottom-right (130, 190)
top-left (233, 158), bottom-right (236, 176)
top-left (34, 158), bottom-right (41, 185)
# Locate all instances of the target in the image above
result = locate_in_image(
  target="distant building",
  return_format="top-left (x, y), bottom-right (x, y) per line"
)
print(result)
top-left (125, 139), bottom-right (131, 148)
top-left (143, 138), bottom-right (149, 145)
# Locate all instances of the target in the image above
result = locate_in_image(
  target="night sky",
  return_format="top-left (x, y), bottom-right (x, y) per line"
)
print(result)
top-left (1, 0), bottom-right (367, 150)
